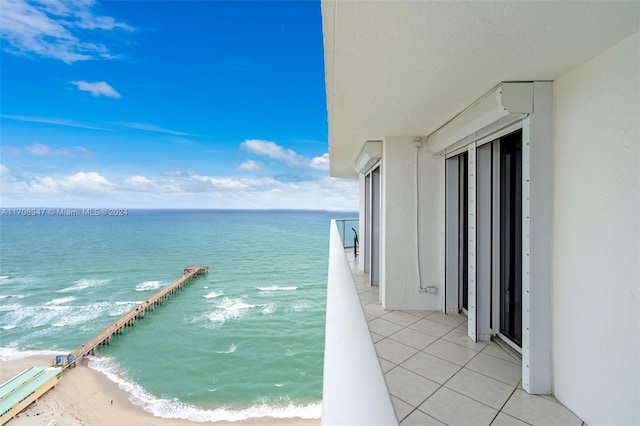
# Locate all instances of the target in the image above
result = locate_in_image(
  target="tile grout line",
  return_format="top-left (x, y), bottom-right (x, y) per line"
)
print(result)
top-left (490, 387), bottom-right (534, 426)
top-left (349, 262), bottom-right (577, 426)
top-left (349, 263), bottom-right (526, 426)
top-left (410, 335), bottom-right (502, 423)
top-left (385, 325), bottom-right (527, 425)
top-left (369, 313), bottom-right (526, 421)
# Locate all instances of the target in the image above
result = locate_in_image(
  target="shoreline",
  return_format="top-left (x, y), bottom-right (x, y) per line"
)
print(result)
top-left (0, 356), bottom-right (320, 426)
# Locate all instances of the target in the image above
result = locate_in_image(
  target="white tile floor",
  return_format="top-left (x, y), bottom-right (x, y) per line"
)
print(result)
top-left (346, 252), bottom-right (585, 426)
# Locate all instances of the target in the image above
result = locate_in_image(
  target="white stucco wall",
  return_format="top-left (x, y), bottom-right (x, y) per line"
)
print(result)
top-left (380, 136), bottom-right (444, 310)
top-left (552, 33), bottom-right (639, 425)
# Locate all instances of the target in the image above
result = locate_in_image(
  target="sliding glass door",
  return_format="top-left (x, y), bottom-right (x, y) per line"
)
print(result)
top-left (370, 166), bottom-right (381, 286)
top-left (364, 165), bottom-right (381, 286)
top-left (445, 128), bottom-right (523, 348)
top-left (445, 153), bottom-right (469, 314)
top-left (458, 153), bottom-right (469, 312)
top-left (499, 130), bottom-right (523, 346)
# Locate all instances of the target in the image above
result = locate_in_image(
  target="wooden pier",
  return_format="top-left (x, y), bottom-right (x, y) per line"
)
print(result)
top-left (0, 267), bottom-right (209, 425)
top-left (58, 266), bottom-right (208, 369)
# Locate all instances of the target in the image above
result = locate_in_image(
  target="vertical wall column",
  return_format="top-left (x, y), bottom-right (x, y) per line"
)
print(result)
top-left (382, 136), bottom-right (444, 311)
top-left (521, 82), bottom-right (553, 394)
top-left (467, 145), bottom-right (478, 341)
top-left (445, 157), bottom-right (460, 314)
top-left (476, 142), bottom-right (493, 341)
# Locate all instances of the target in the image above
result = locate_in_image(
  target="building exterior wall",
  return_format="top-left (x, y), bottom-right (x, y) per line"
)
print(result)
top-left (552, 32), bottom-right (639, 425)
top-left (380, 136), bottom-right (444, 310)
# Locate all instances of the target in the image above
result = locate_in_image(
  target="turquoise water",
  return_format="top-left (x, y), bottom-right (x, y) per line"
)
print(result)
top-left (0, 210), bottom-right (355, 421)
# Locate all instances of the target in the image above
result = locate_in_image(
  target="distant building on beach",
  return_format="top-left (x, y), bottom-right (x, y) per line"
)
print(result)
top-left (0, 367), bottom-right (62, 425)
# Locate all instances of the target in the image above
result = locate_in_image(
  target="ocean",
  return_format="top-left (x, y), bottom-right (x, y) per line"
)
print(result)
top-left (0, 209), bottom-right (355, 421)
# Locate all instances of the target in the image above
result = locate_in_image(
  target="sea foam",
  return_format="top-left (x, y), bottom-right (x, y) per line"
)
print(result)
top-left (0, 347), bottom-right (62, 361)
top-left (46, 296), bottom-right (76, 305)
top-left (115, 301), bottom-right (143, 306)
top-left (51, 302), bottom-right (112, 327)
top-left (88, 356), bottom-right (321, 422)
top-left (0, 302), bottom-right (21, 312)
top-left (261, 303), bottom-right (275, 314)
top-left (135, 280), bottom-right (163, 291)
top-left (257, 286), bottom-right (298, 291)
top-left (1, 302), bottom-right (111, 329)
top-left (214, 343), bottom-right (238, 354)
top-left (58, 278), bottom-right (111, 293)
top-left (289, 300), bottom-right (312, 312)
top-left (207, 298), bottom-right (257, 325)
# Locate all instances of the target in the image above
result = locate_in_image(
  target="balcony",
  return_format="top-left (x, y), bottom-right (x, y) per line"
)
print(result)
top-left (324, 220), bottom-right (584, 425)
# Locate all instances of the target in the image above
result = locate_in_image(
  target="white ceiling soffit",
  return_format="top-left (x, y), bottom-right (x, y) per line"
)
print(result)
top-left (321, 0), bottom-right (640, 179)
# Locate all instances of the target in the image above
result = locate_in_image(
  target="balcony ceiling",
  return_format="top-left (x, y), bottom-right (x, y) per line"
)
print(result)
top-left (321, 1), bottom-right (640, 178)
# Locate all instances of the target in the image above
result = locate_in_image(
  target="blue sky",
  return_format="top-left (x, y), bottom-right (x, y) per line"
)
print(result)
top-left (0, 0), bottom-right (357, 210)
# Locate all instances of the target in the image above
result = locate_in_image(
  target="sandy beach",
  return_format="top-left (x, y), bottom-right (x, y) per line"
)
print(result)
top-left (0, 356), bottom-right (320, 426)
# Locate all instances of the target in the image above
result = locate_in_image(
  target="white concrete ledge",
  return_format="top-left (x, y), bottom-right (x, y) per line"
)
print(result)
top-left (322, 220), bottom-right (398, 426)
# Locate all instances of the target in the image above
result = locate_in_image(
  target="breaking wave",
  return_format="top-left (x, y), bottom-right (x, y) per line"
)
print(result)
top-left (1, 302), bottom-right (112, 329)
top-left (258, 286), bottom-right (298, 291)
top-left (289, 301), bottom-right (311, 312)
top-left (88, 357), bottom-right (321, 422)
top-left (203, 291), bottom-right (222, 299)
top-left (58, 278), bottom-right (111, 293)
top-left (207, 298), bottom-right (257, 325)
top-left (46, 297), bottom-right (76, 305)
top-left (261, 303), bottom-right (275, 314)
top-left (135, 281), bottom-right (163, 292)
top-left (115, 301), bottom-right (143, 306)
top-left (214, 343), bottom-right (238, 354)
top-left (0, 347), bottom-right (63, 361)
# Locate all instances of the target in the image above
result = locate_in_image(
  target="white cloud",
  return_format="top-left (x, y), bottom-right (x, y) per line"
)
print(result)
top-left (0, 0), bottom-right (134, 63)
top-left (125, 175), bottom-right (153, 186)
top-left (5, 143), bottom-right (94, 159)
top-left (0, 169), bottom-right (359, 211)
top-left (221, 176), bottom-right (358, 210)
top-left (26, 143), bottom-right (56, 156)
top-left (29, 171), bottom-right (113, 194)
top-left (241, 139), bottom-right (306, 167)
top-left (123, 173), bottom-right (252, 193)
top-left (0, 164), bottom-right (9, 177)
top-left (124, 175), bottom-right (181, 192)
top-left (73, 81), bottom-right (122, 98)
top-left (186, 172), bottom-right (249, 190)
top-left (309, 153), bottom-right (330, 171)
top-left (237, 160), bottom-right (263, 172)
top-left (74, 146), bottom-right (93, 159)
top-left (240, 139), bottom-right (330, 171)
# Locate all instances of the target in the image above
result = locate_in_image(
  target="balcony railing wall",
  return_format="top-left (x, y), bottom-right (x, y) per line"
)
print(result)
top-left (322, 220), bottom-right (398, 425)
top-left (334, 218), bottom-right (359, 249)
